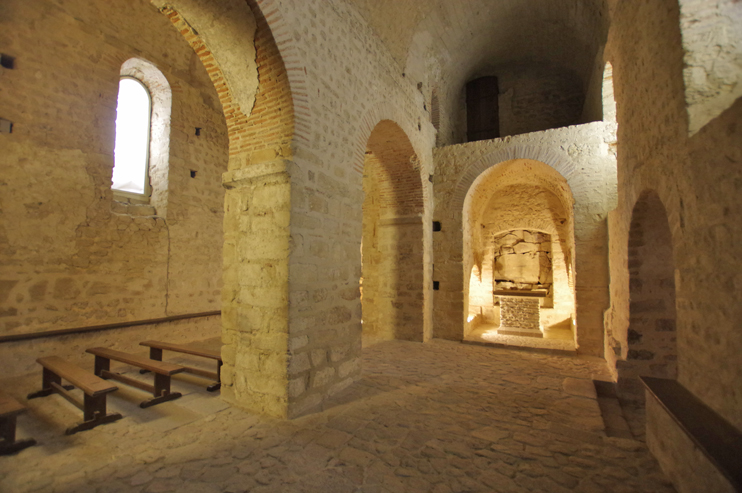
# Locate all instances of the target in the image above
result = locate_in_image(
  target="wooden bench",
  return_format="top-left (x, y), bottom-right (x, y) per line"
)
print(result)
top-left (0, 391), bottom-right (36, 455)
top-left (140, 340), bottom-right (222, 391)
top-left (641, 376), bottom-right (742, 491)
top-left (27, 356), bottom-right (122, 435)
top-left (86, 347), bottom-right (185, 408)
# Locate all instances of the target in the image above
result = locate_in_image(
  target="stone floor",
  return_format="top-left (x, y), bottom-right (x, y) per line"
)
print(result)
top-left (0, 340), bottom-right (675, 492)
top-left (466, 323), bottom-right (576, 352)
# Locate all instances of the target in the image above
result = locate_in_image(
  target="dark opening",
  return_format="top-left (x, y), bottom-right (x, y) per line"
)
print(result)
top-left (190, 170), bottom-right (197, 178)
top-left (0, 118), bottom-right (12, 134)
top-left (466, 76), bottom-right (499, 142)
top-left (433, 281), bottom-right (440, 290)
top-left (1, 54), bottom-right (15, 69)
top-left (432, 221), bottom-right (442, 232)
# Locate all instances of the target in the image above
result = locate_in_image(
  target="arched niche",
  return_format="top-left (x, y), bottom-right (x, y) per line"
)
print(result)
top-left (362, 120), bottom-right (425, 346)
top-left (618, 190), bottom-right (677, 398)
top-left (463, 160), bottom-right (576, 343)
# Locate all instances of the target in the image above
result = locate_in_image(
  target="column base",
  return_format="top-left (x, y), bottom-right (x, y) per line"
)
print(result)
top-left (497, 327), bottom-right (544, 338)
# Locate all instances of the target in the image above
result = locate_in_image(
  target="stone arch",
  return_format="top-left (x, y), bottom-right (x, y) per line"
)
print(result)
top-left (152, 0), bottom-right (301, 416)
top-left (462, 159), bottom-right (576, 342)
top-left (452, 145), bottom-right (584, 208)
top-left (155, 1), bottom-right (296, 161)
top-left (362, 120), bottom-right (426, 345)
top-left (352, 102), bottom-right (429, 177)
top-left (434, 138), bottom-right (612, 354)
top-left (618, 190), bottom-right (677, 397)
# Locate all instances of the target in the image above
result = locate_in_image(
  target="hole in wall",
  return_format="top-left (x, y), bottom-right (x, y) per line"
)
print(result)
top-left (433, 221), bottom-right (442, 232)
top-left (433, 281), bottom-right (440, 290)
top-left (1, 54), bottom-right (15, 69)
top-left (190, 170), bottom-right (197, 178)
top-left (0, 118), bottom-right (13, 134)
top-left (195, 127), bottom-right (202, 136)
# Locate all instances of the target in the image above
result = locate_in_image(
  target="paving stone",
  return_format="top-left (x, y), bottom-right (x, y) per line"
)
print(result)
top-left (0, 341), bottom-right (675, 492)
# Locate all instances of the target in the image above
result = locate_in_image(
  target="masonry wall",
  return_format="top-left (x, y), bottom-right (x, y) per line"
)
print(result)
top-left (253, 0), bottom-right (436, 417)
top-left (433, 123), bottom-right (617, 356)
top-left (0, 0), bottom-right (228, 337)
top-left (603, 0), bottom-right (742, 434)
top-left (497, 65), bottom-right (585, 137)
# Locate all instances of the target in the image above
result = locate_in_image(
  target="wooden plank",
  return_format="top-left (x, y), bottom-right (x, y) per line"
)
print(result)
top-left (0, 311), bottom-right (220, 344)
top-left (0, 391), bottom-right (25, 418)
top-left (86, 347), bottom-right (185, 375)
top-left (37, 356), bottom-right (117, 397)
top-left (101, 371), bottom-right (154, 394)
top-left (140, 340), bottom-right (221, 360)
top-left (49, 382), bottom-right (84, 411)
top-left (641, 377), bottom-right (742, 491)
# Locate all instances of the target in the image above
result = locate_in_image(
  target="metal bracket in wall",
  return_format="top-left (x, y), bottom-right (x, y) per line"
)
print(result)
top-left (0, 118), bottom-right (12, 134)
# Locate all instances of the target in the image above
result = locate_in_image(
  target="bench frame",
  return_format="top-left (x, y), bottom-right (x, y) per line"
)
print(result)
top-left (0, 393), bottom-right (36, 455)
top-left (28, 360), bottom-right (122, 435)
top-left (87, 348), bottom-right (184, 408)
top-left (140, 340), bottom-right (222, 392)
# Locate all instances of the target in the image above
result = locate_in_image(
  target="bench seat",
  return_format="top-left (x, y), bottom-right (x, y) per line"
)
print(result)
top-left (140, 340), bottom-right (222, 391)
top-left (642, 376), bottom-right (742, 492)
top-left (28, 356), bottom-right (121, 435)
top-left (0, 391), bottom-right (36, 455)
top-left (86, 347), bottom-right (184, 408)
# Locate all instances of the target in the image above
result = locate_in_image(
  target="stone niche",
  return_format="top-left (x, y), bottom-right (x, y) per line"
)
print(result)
top-left (493, 229), bottom-right (553, 297)
top-left (493, 229), bottom-right (552, 337)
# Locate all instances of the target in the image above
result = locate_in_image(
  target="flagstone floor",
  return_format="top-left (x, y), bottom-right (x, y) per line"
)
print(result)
top-left (0, 339), bottom-right (674, 492)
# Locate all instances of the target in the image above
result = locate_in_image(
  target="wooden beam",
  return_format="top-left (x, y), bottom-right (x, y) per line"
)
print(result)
top-left (0, 311), bottom-right (221, 344)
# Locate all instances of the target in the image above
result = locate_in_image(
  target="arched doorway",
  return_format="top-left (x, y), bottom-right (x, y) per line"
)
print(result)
top-left (362, 121), bottom-right (425, 346)
top-left (463, 159), bottom-right (577, 348)
top-left (159, 0), bottom-right (298, 416)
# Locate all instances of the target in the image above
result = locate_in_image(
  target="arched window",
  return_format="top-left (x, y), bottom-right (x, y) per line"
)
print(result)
top-left (111, 58), bottom-right (171, 215)
top-left (112, 77), bottom-right (152, 196)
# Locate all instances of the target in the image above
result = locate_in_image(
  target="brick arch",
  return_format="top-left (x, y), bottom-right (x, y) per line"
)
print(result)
top-left (352, 102), bottom-right (427, 176)
top-left (158, 0), bottom-right (305, 161)
top-left (365, 120), bottom-right (424, 217)
top-left (361, 118), bottom-right (426, 345)
top-left (452, 145), bottom-right (582, 211)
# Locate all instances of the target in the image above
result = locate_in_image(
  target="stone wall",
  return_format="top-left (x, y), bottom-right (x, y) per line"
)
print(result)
top-left (457, 64), bottom-right (586, 140)
top-left (0, 0), bottom-right (228, 337)
top-left (433, 123), bottom-right (617, 356)
top-left (603, 0), bottom-right (742, 431)
top-left (269, 0), bottom-right (436, 418)
top-left (615, 191), bottom-right (677, 397)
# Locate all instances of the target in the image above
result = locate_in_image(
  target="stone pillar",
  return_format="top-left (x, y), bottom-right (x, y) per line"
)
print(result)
top-left (220, 160), bottom-right (291, 418)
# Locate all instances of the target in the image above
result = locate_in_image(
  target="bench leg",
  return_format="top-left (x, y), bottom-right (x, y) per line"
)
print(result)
top-left (27, 368), bottom-right (74, 399)
top-left (140, 348), bottom-right (163, 374)
top-left (94, 355), bottom-right (110, 378)
top-left (139, 373), bottom-right (181, 408)
top-left (207, 360), bottom-right (223, 392)
top-left (0, 415), bottom-right (36, 456)
top-left (65, 394), bottom-right (122, 435)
